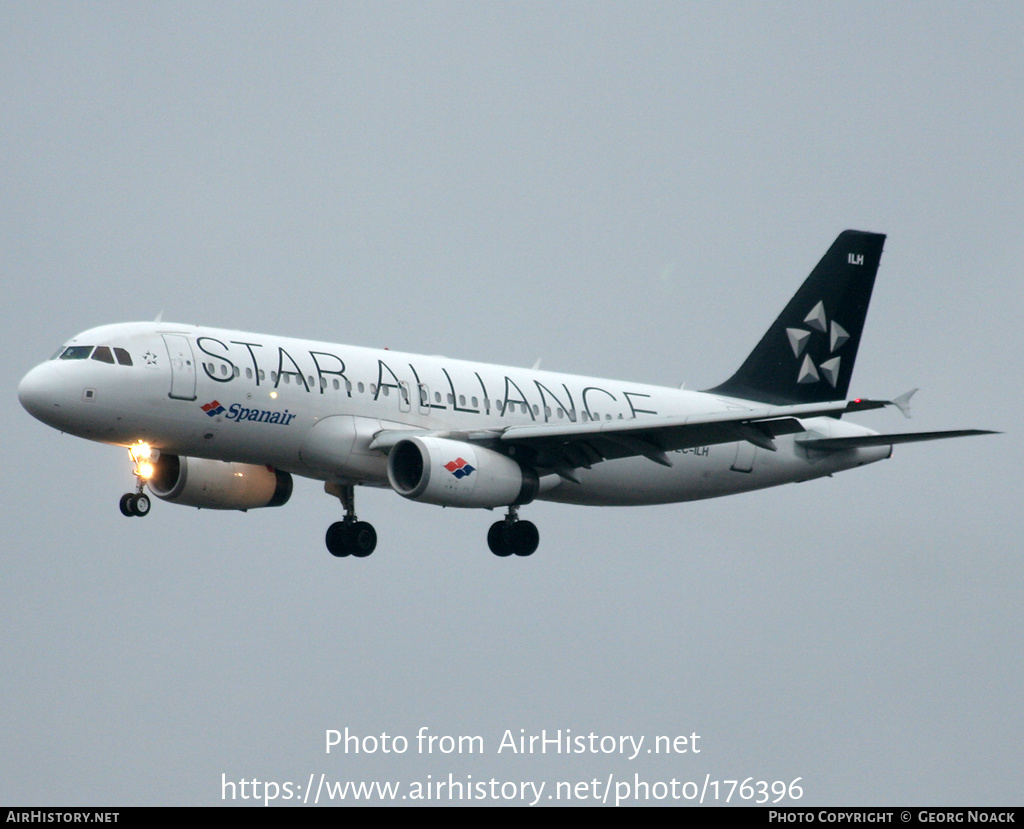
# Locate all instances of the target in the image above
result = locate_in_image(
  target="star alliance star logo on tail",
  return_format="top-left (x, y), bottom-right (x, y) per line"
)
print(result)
top-left (444, 458), bottom-right (476, 479)
top-left (201, 400), bottom-right (226, 417)
top-left (786, 301), bottom-right (849, 388)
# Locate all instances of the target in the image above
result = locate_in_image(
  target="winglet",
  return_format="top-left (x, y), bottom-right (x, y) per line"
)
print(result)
top-left (892, 388), bottom-right (918, 419)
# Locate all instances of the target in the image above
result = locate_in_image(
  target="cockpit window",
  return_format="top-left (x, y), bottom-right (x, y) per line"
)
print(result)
top-left (59, 346), bottom-right (93, 360)
top-left (54, 344), bottom-right (134, 365)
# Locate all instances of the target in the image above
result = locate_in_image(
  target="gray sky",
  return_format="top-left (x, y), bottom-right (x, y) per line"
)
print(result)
top-left (2, 2), bottom-right (1020, 806)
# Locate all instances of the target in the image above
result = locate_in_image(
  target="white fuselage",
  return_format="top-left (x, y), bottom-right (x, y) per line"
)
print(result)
top-left (18, 321), bottom-right (890, 508)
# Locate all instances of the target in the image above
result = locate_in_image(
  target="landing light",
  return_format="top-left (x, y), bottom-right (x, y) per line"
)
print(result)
top-left (129, 442), bottom-right (156, 480)
top-left (269, 391), bottom-right (278, 399)
top-left (130, 442), bottom-right (152, 461)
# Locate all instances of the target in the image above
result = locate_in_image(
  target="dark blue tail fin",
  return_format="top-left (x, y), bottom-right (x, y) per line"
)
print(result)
top-left (709, 230), bottom-right (886, 405)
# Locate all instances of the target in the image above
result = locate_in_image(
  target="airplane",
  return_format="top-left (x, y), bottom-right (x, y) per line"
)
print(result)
top-left (18, 230), bottom-right (995, 558)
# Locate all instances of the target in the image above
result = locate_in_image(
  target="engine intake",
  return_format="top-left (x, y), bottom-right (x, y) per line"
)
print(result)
top-left (388, 437), bottom-right (538, 508)
top-left (148, 455), bottom-right (292, 510)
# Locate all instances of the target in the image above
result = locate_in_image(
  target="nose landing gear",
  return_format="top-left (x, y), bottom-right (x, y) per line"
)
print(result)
top-left (487, 505), bottom-right (539, 557)
top-left (119, 442), bottom-right (154, 517)
top-left (119, 491), bottom-right (151, 517)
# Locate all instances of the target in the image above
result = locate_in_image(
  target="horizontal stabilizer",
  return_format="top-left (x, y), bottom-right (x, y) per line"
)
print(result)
top-left (797, 430), bottom-right (998, 451)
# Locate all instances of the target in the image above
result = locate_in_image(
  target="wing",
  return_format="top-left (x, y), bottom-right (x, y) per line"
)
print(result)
top-left (370, 398), bottom-right (880, 479)
top-left (369, 396), bottom-right (997, 482)
top-left (495, 399), bottom-right (888, 474)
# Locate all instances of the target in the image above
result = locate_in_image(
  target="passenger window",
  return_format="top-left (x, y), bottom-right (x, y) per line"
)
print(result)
top-left (114, 348), bottom-right (133, 366)
top-left (60, 346), bottom-right (93, 360)
top-left (91, 347), bottom-right (115, 364)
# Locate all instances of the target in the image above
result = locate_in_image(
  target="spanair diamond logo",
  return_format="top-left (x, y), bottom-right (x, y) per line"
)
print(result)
top-left (444, 457), bottom-right (476, 479)
top-left (201, 400), bottom-right (226, 417)
top-left (785, 301), bottom-right (849, 388)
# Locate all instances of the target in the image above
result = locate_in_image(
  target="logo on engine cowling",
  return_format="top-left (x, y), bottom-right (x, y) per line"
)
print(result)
top-left (444, 457), bottom-right (476, 479)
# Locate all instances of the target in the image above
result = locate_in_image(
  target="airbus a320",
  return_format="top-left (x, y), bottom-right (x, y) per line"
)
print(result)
top-left (18, 231), bottom-right (994, 558)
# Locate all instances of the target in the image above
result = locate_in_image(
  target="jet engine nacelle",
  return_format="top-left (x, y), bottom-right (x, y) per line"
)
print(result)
top-left (148, 454), bottom-right (293, 510)
top-left (387, 437), bottom-right (538, 508)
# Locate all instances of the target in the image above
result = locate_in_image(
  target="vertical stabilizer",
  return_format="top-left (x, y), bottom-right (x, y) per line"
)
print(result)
top-left (709, 230), bottom-right (886, 404)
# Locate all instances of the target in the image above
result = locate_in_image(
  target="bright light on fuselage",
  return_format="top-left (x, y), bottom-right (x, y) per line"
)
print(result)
top-left (130, 442), bottom-right (152, 462)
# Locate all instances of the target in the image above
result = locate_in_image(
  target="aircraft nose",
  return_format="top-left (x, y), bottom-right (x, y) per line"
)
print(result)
top-left (18, 362), bottom-right (67, 423)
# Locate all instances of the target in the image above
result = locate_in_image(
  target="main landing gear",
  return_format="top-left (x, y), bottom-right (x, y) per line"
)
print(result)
top-left (324, 482), bottom-right (377, 558)
top-left (487, 505), bottom-right (540, 557)
top-left (119, 443), bottom-right (153, 517)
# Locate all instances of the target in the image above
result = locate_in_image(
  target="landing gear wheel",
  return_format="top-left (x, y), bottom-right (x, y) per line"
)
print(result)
top-left (488, 507), bottom-right (540, 557)
top-left (323, 483), bottom-right (377, 559)
top-left (349, 521), bottom-right (377, 557)
top-left (326, 522), bottom-right (351, 557)
top-left (120, 492), bottom-right (151, 517)
top-left (488, 521), bottom-right (513, 557)
top-left (508, 520), bottom-right (539, 556)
